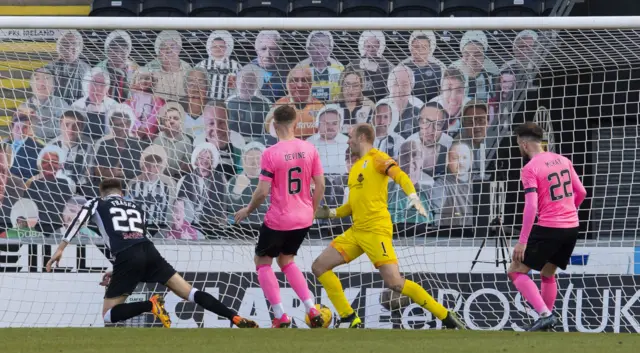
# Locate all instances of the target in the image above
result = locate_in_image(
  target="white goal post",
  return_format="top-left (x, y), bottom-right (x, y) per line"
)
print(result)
top-left (0, 16), bottom-right (638, 332)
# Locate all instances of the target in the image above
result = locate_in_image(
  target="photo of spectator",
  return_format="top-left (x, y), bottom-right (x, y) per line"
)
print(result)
top-left (429, 67), bottom-right (470, 137)
top-left (56, 196), bottom-right (98, 240)
top-left (198, 101), bottom-right (245, 179)
top-left (181, 67), bottom-right (209, 142)
top-left (295, 31), bottom-right (344, 102)
top-left (27, 67), bottom-right (69, 141)
top-left (251, 30), bottom-right (288, 101)
top-left (45, 30), bottom-right (90, 104)
top-left (406, 102), bottom-right (449, 178)
top-left (502, 29), bottom-right (539, 90)
top-left (0, 198), bottom-right (42, 239)
top-left (226, 142), bottom-right (267, 226)
top-left (45, 110), bottom-right (92, 185)
top-left (0, 144), bottom-right (26, 232)
top-left (386, 64), bottom-right (424, 139)
top-left (196, 30), bottom-right (240, 100)
top-left (96, 30), bottom-right (139, 103)
top-left (70, 67), bottom-right (118, 141)
top-left (336, 66), bottom-right (375, 134)
top-left (401, 30), bottom-right (446, 104)
top-left (126, 68), bottom-right (165, 143)
top-left (177, 142), bottom-right (227, 233)
top-left (226, 64), bottom-right (272, 139)
top-left (152, 102), bottom-right (193, 178)
top-left (3, 109), bottom-right (45, 181)
top-left (265, 67), bottom-right (324, 139)
top-left (127, 145), bottom-right (176, 230)
top-left (145, 30), bottom-right (191, 100)
top-left (24, 145), bottom-right (75, 233)
top-left (306, 105), bottom-right (348, 175)
top-left (372, 99), bottom-right (404, 158)
top-left (81, 145), bottom-right (123, 199)
top-left (91, 104), bottom-right (147, 180)
top-left (339, 148), bottom-right (359, 200)
top-left (430, 142), bottom-right (474, 230)
top-left (156, 198), bottom-right (204, 240)
top-left (451, 31), bottom-right (499, 101)
top-left (353, 30), bottom-right (391, 101)
top-left (323, 148), bottom-right (359, 229)
top-left (459, 100), bottom-right (492, 181)
top-left (388, 139), bottom-right (434, 225)
top-left (489, 67), bottom-right (517, 126)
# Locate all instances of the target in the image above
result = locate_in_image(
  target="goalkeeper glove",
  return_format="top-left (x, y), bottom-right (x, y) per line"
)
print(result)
top-left (315, 205), bottom-right (337, 219)
top-left (407, 193), bottom-right (428, 217)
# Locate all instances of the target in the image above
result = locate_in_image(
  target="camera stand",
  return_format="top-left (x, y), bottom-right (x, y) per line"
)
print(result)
top-left (470, 217), bottom-right (510, 272)
top-left (470, 180), bottom-right (511, 272)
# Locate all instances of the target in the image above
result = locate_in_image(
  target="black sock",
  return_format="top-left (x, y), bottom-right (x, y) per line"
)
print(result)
top-left (193, 290), bottom-right (237, 320)
top-left (109, 301), bottom-right (153, 323)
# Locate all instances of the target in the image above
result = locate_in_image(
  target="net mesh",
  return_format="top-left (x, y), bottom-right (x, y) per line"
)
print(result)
top-left (0, 26), bottom-right (639, 332)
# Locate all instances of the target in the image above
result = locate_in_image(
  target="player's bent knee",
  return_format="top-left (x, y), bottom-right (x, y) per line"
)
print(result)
top-left (254, 255), bottom-right (273, 267)
top-left (508, 262), bottom-right (529, 275)
top-left (540, 263), bottom-right (557, 278)
top-left (384, 278), bottom-right (405, 293)
top-left (311, 258), bottom-right (326, 276)
top-left (276, 254), bottom-right (294, 269)
top-left (379, 268), bottom-right (404, 292)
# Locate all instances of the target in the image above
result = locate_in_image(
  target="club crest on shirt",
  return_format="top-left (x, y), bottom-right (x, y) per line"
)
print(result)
top-left (357, 173), bottom-right (364, 182)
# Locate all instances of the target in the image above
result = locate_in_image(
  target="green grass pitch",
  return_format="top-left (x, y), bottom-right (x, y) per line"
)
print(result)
top-left (2, 328), bottom-right (639, 353)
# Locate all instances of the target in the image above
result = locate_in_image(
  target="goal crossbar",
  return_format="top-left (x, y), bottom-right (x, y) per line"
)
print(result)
top-left (1, 16), bottom-right (640, 30)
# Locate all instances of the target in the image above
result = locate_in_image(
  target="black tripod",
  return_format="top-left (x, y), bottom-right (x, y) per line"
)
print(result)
top-left (470, 217), bottom-right (510, 272)
top-left (470, 180), bottom-right (511, 272)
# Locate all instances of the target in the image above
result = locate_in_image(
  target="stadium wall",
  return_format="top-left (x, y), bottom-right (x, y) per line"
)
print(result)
top-left (1, 244), bottom-right (639, 332)
top-left (0, 243), bottom-right (636, 274)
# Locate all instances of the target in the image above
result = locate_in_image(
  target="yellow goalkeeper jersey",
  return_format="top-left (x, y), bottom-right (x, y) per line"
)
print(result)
top-left (337, 148), bottom-right (412, 235)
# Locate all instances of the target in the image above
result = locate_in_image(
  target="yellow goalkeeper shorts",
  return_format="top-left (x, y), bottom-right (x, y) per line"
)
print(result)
top-left (330, 228), bottom-right (397, 268)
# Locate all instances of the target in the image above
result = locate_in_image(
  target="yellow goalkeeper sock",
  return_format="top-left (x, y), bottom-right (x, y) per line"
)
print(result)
top-left (318, 271), bottom-right (354, 318)
top-left (401, 279), bottom-right (448, 320)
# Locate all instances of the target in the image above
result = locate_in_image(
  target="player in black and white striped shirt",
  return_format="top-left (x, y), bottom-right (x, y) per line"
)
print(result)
top-left (46, 178), bottom-right (258, 328)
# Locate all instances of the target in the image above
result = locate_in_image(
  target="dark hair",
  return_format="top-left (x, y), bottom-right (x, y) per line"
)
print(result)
top-left (99, 178), bottom-right (123, 195)
top-left (108, 36), bottom-right (129, 52)
top-left (353, 123), bottom-right (375, 144)
top-left (61, 109), bottom-right (86, 125)
top-left (273, 105), bottom-right (297, 125)
top-left (515, 122), bottom-right (544, 141)
top-left (461, 99), bottom-right (488, 116)
top-left (421, 101), bottom-right (450, 124)
top-left (110, 112), bottom-right (127, 123)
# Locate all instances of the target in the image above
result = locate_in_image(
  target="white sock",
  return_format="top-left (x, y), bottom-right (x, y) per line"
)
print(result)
top-left (540, 310), bottom-right (552, 317)
top-left (272, 303), bottom-right (285, 319)
top-left (103, 309), bottom-right (112, 323)
top-left (188, 288), bottom-right (198, 302)
top-left (303, 299), bottom-right (315, 312)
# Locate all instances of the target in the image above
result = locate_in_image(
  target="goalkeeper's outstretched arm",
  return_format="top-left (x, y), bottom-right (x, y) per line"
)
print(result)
top-left (374, 155), bottom-right (428, 217)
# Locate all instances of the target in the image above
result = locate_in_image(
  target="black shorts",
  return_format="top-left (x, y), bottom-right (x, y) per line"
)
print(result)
top-left (255, 224), bottom-right (310, 258)
top-left (522, 225), bottom-right (580, 271)
top-left (105, 241), bottom-right (177, 299)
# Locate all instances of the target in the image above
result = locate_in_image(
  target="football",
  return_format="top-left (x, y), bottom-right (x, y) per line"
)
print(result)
top-left (305, 304), bottom-right (333, 328)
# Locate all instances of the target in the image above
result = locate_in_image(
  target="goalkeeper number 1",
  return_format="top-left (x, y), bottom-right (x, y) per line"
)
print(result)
top-left (313, 123), bottom-right (465, 329)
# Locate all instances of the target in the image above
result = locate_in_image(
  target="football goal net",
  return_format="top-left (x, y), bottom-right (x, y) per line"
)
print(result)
top-left (0, 16), bottom-right (638, 332)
